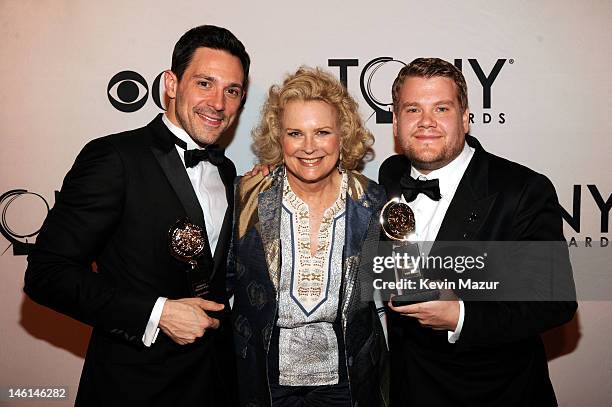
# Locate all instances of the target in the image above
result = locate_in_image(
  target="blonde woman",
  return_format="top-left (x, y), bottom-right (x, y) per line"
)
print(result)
top-left (229, 67), bottom-right (388, 406)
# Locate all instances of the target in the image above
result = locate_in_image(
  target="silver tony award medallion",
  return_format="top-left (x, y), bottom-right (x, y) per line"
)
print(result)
top-left (168, 218), bottom-right (211, 298)
top-left (380, 198), bottom-right (439, 306)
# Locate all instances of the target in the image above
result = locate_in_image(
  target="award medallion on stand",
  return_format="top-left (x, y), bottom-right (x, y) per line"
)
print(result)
top-left (380, 198), bottom-right (439, 306)
top-left (168, 218), bottom-right (212, 298)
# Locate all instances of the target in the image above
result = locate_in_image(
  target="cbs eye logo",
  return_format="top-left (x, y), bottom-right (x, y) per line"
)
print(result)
top-left (107, 71), bottom-right (165, 113)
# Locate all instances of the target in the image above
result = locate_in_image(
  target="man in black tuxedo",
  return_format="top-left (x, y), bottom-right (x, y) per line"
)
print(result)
top-left (379, 58), bottom-right (577, 406)
top-left (24, 25), bottom-right (249, 406)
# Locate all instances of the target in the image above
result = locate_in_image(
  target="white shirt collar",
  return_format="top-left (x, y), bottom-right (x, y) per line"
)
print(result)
top-left (411, 141), bottom-right (474, 201)
top-left (162, 114), bottom-right (200, 150)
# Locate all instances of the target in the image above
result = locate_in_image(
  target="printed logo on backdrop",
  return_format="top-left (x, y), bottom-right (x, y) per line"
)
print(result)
top-left (561, 185), bottom-right (610, 247)
top-left (103, 66), bottom-right (608, 248)
top-left (106, 59), bottom-right (509, 122)
top-left (107, 71), bottom-right (166, 112)
top-left (328, 57), bottom-right (510, 125)
top-left (0, 190), bottom-right (50, 256)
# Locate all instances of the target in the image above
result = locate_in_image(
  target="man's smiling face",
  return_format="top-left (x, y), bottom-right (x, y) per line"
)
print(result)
top-left (165, 47), bottom-right (245, 146)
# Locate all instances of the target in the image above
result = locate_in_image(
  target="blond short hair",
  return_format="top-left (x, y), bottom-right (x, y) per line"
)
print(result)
top-left (252, 66), bottom-right (373, 170)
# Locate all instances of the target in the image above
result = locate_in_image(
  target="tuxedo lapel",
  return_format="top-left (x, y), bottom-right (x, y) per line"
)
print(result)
top-left (434, 178), bottom-right (496, 241)
top-left (148, 114), bottom-right (217, 289)
top-left (435, 136), bottom-right (497, 242)
top-left (149, 115), bottom-right (205, 228)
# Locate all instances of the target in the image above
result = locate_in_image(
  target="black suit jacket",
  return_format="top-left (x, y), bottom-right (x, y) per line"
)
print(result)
top-left (25, 114), bottom-right (237, 406)
top-left (379, 135), bottom-right (577, 407)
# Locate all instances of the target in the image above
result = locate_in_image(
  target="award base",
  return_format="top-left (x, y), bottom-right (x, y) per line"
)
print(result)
top-left (391, 289), bottom-right (440, 307)
top-left (190, 278), bottom-right (210, 299)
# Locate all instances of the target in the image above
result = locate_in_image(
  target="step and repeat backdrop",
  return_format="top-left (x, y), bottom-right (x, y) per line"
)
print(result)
top-left (1, 1), bottom-right (610, 405)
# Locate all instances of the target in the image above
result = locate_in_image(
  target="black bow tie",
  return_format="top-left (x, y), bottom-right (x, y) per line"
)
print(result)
top-left (400, 173), bottom-right (442, 202)
top-left (183, 147), bottom-right (224, 167)
top-left (174, 136), bottom-right (224, 167)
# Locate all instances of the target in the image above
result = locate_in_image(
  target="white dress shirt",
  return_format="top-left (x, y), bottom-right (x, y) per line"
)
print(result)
top-left (142, 114), bottom-right (228, 346)
top-left (401, 142), bottom-right (475, 343)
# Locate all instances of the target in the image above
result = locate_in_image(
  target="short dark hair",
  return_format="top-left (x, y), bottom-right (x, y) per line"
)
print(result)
top-left (392, 57), bottom-right (468, 113)
top-left (171, 25), bottom-right (250, 84)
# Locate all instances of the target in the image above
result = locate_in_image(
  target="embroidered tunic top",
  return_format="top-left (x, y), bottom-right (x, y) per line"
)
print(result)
top-left (276, 172), bottom-right (348, 386)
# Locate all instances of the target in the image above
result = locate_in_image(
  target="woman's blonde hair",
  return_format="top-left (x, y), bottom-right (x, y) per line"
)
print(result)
top-left (252, 66), bottom-right (373, 170)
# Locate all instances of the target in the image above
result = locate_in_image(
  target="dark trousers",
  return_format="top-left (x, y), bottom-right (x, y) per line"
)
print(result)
top-left (270, 381), bottom-right (351, 407)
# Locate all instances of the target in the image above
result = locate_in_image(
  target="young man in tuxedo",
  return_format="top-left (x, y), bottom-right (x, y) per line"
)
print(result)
top-left (24, 25), bottom-right (249, 406)
top-left (379, 58), bottom-right (577, 406)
